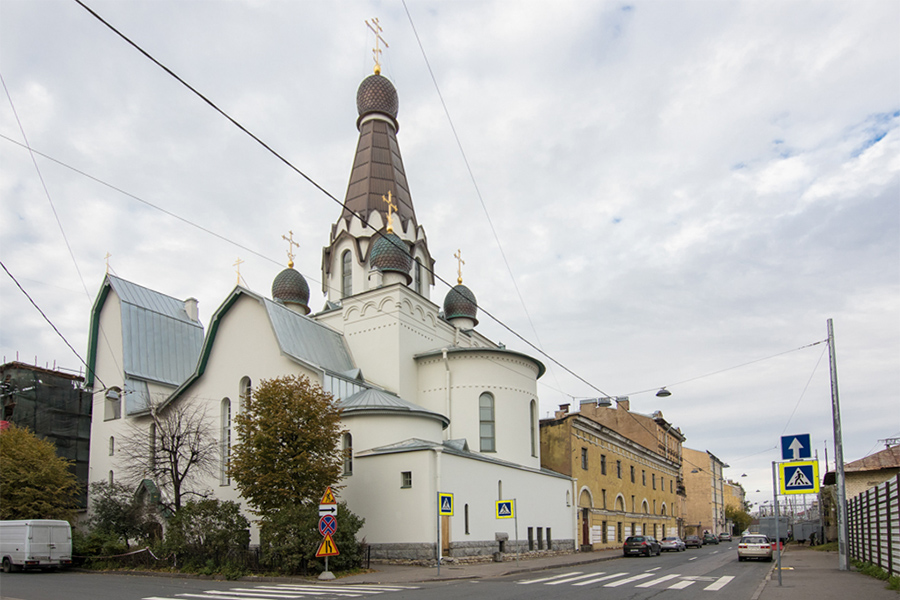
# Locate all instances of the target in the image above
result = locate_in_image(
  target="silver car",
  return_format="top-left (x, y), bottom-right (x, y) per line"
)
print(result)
top-left (737, 534), bottom-right (773, 561)
top-left (660, 536), bottom-right (686, 552)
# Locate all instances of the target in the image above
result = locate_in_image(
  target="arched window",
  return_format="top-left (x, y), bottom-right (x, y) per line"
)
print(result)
top-left (498, 480), bottom-right (503, 500)
top-left (108, 436), bottom-right (115, 456)
top-left (239, 376), bottom-right (252, 413)
top-left (479, 393), bottom-right (495, 452)
top-left (414, 258), bottom-right (423, 295)
top-left (149, 422), bottom-right (157, 468)
top-left (530, 400), bottom-right (537, 457)
top-left (341, 250), bottom-right (352, 298)
top-left (220, 398), bottom-right (231, 485)
top-left (104, 388), bottom-right (121, 421)
top-left (342, 432), bottom-right (353, 476)
top-left (108, 470), bottom-right (114, 485)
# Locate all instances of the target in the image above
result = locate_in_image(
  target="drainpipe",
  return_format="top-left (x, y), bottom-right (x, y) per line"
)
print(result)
top-left (434, 446), bottom-right (443, 568)
top-left (442, 348), bottom-right (451, 439)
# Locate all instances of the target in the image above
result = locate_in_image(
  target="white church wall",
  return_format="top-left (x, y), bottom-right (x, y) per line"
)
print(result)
top-left (341, 413), bottom-right (443, 454)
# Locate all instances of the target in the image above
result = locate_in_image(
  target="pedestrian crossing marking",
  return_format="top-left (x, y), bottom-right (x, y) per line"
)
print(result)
top-left (143, 582), bottom-right (419, 600)
top-left (519, 569), bottom-right (737, 591)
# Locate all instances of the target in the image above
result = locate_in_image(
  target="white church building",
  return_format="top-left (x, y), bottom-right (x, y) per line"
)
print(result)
top-left (85, 65), bottom-right (575, 561)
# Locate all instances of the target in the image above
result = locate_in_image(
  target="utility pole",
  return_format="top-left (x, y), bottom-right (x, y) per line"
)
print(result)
top-left (827, 318), bottom-right (849, 571)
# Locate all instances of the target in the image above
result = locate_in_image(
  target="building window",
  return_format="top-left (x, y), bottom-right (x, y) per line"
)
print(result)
top-left (108, 470), bottom-right (114, 485)
top-left (239, 376), bottom-right (251, 413)
top-left (602, 521), bottom-right (608, 544)
top-left (479, 392), bottom-right (495, 452)
top-left (630, 466), bottom-right (635, 483)
top-left (414, 258), bottom-right (423, 295)
top-left (149, 422), bottom-right (156, 468)
top-left (401, 471), bottom-right (412, 488)
top-left (653, 474), bottom-right (657, 490)
top-left (581, 447), bottom-right (588, 470)
top-left (601, 454), bottom-right (607, 475)
top-left (465, 504), bottom-right (470, 534)
top-left (104, 388), bottom-right (121, 421)
top-left (530, 400), bottom-right (537, 457)
top-left (220, 398), bottom-right (231, 485)
top-left (342, 433), bottom-right (353, 475)
top-left (108, 436), bottom-right (115, 456)
top-left (616, 460), bottom-right (622, 478)
top-left (602, 489), bottom-right (607, 509)
top-left (341, 250), bottom-right (352, 298)
top-left (642, 470), bottom-right (646, 486)
top-left (617, 521), bottom-right (623, 542)
top-left (670, 480), bottom-right (673, 493)
top-left (498, 480), bottom-right (503, 499)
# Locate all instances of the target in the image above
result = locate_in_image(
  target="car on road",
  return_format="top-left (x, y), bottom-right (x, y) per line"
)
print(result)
top-left (702, 533), bottom-right (720, 545)
top-left (718, 532), bottom-right (733, 542)
top-left (737, 534), bottom-right (774, 561)
top-left (684, 535), bottom-right (703, 548)
top-left (623, 535), bottom-right (661, 557)
top-left (660, 536), bottom-right (686, 552)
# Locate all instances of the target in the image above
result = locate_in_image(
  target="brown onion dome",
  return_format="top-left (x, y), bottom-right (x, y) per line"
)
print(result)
top-left (370, 231), bottom-right (412, 284)
top-left (443, 284), bottom-right (478, 326)
top-left (356, 73), bottom-right (399, 130)
top-left (272, 267), bottom-right (310, 313)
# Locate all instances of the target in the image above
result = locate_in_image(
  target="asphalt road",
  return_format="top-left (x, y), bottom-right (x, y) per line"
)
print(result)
top-left (0, 543), bottom-right (771, 600)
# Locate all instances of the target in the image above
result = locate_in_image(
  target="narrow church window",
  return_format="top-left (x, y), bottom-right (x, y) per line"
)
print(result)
top-left (341, 250), bottom-right (352, 298)
top-left (530, 400), bottom-right (537, 457)
top-left (149, 422), bottom-right (156, 468)
top-left (342, 433), bottom-right (353, 476)
top-left (401, 471), bottom-right (412, 488)
top-left (104, 388), bottom-right (121, 421)
top-left (220, 398), bottom-right (231, 485)
top-left (108, 436), bottom-right (115, 456)
top-left (479, 392), bottom-right (495, 452)
top-left (581, 448), bottom-right (588, 470)
top-left (108, 470), bottom-right (114, 485)
top-left (465, 504), bottom-right (470, 534)
top-left (414, 258), bottom-right (423, 295)
top-left (239, 377), bottom-right (251, 413)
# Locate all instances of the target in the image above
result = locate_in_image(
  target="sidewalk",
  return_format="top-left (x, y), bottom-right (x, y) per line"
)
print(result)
top-left (757, 545), bottom-right (897, 599)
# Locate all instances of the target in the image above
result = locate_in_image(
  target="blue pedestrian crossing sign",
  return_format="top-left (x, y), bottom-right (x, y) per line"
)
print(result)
top-left (438, 492), bottom-right (454, 516)
top-left (781, 434), bottom-right (812, 460)
top-left (496, 500), bottom-right (514, 519)
top-left (779, 460), bottom-right (819, 495)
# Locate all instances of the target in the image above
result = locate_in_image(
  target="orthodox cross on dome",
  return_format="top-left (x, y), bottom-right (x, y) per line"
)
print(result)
top-left (366, 18), bottom-right (388, 75)
top-left (382, 191), bottom-right (397, 233)
top-left (281, 230), bottom-right (299, 268)
top-left (233, 257), bottom-right (244, 286)
top-left (454, 249), bottom-right (465, 284)
top-left (104, 252), bottom-right (112, 274)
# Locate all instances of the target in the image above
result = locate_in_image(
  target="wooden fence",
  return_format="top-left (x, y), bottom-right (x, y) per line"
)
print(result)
top-left (847, 472), bottom-right (899, 577)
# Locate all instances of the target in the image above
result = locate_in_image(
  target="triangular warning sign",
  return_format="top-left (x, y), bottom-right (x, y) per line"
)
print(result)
top-left (316, 533), bottom-right (340, 557)
top-left (441, 497), bottom-right (451, 511)
top-left (320, 487), bottom-right (336, 505)
top-left (787, 467), bottom-right (812, 488)
top-left (498, 503), bottom-right (511, 516)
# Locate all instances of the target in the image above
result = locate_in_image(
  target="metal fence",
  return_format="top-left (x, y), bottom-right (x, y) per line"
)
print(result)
top-left (847, 472), bottom-right (899, 577)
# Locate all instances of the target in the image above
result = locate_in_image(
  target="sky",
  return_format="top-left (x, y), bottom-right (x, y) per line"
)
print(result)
top-left (1, 0), bottom-right (898, 511)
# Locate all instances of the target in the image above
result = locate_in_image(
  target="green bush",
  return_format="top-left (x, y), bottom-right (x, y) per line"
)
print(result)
top-left (163, 499), bottom-right (250, 570)
top-left (851, 559), bottom-right (900, 591)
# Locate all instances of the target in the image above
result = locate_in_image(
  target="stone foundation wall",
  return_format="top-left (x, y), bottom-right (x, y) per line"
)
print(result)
top-left (367, 539), bottom-right (576, 565)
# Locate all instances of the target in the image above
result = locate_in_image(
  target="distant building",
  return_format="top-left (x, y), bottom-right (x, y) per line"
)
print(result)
top-left (681, 448), bottom-right (727, 536)
top-left (541, 401), bottom-right (682, 549)
top-left (1, 361), bottom-right (91, 508)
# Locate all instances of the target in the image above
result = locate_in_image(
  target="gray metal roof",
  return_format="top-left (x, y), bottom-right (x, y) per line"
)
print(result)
top-left (108, 276), bottom-right (203, 386)
top-left (264, 298), bottom-right (355, 374)
top-left (338, 388), bottom-right (449, 426)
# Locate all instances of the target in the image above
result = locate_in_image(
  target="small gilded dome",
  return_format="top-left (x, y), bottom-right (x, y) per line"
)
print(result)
top-left (370, 232), bottom-right (412, 282)
top-left (443, 284), bottom-right (478, 326)
top-left (272, 267), bottom-right (310, 313)
top-left (357, 74), bottom-right (399, 122)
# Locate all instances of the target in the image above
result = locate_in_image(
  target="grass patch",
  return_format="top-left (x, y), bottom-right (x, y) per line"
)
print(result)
top-left (851, 559), bottom-right (900, 591)
top-left (812, 541), bottom-right (838, 552)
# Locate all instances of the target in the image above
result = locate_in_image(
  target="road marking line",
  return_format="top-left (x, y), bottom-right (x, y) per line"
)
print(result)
top-left (646, 566), bottom-right (662, 571)
top-left (573, 572), bottom-right (629, 586)
top-left (668, 580), bottom-right (696, 589)
top-left (518, 571), bottom-right (582, 584)
top-left (604, 573), bottom-right (655, 587)
top-left (689, 556), bottom-right (698, 560)
top-left (223, 590), bottom-right (310, 597)
top-left (636, 574), bottom-right (681, 588)
top-left (704, 575), bottom-right (735, 591)
top-left (547, 573), bottom-right (605, 585)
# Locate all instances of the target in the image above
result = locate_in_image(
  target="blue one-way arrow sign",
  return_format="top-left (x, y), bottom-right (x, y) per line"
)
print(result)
top-left (781, 434), bottom-right (811, 461)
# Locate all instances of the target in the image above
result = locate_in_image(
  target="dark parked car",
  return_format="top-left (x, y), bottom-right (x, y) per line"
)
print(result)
top-left (684, 535), bottom-right (703, 548)
top-left (623, 535), bottom-right (661, 556)
top-left (703, 533), bottom-right (720, 545)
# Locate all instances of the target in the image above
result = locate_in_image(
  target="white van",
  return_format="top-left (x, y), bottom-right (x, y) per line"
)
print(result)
top-left (0, 520), bottom-right (73, 572)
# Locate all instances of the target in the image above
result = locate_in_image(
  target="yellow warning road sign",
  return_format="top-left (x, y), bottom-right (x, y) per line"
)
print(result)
top-left (320, 487), bottom-right (336, 505)
top-left (316, 533), bottom-right (340, 557)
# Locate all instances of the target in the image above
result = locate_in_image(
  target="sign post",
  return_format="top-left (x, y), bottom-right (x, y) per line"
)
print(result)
top-left (316, 487), bottom-right (339, 580)
top-left (436, 492), bottom-right (453, 576)
top-left (496, 499), bottom-right (518, 566)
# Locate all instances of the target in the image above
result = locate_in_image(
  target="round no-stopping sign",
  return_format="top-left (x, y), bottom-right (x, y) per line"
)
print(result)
top-left (319, 514), bottom-right (337, 537)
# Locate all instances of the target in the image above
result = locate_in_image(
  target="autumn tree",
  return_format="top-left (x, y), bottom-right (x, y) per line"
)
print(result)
top-left (116, 400), bottom-right (218, 512)
top-left (229, 375), bottom-right (343, 514)
top-left (0, 424), bottom-right (79, 520)
top-left (726, 504), bottom-right (753, 536)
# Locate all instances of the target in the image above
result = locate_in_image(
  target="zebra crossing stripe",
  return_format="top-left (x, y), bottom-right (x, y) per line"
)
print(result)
top-left (604, 573), bottom-right (655, 587)
top-left (636, 574), bottom-right (681, 588)
top-left (572, 572), bottom-right (629, 586)
top-left (547, 572), bottom-right (605, 585)
top-left (668, 580), bottom-right (696, 589)
top-left (704, 575), bottom-right (735, 591)
top-left (518, 572), bottom-right (583, 584)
